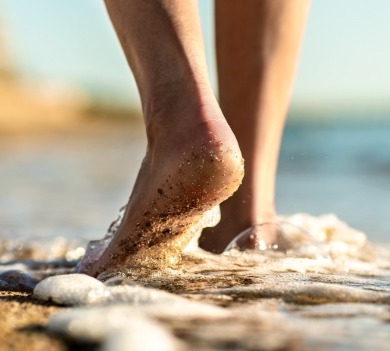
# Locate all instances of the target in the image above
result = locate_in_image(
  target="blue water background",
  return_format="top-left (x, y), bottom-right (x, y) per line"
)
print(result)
top-left (278, 116), bottom-right (390, 242)
top-left (1, 116), bottom-right (390, 244)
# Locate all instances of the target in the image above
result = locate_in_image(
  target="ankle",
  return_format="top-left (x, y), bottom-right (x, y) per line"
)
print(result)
top-left (143, 86), bottom-right (229, 152)
top-left (221, 193), bottom-right (276, 226)
top-left (143, 77), bottom-right (214, 124)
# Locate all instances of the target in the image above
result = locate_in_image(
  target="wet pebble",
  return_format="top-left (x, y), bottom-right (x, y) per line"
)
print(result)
top-left (33, 273), bottom-right (107, 305)
top-left (0, 270), bottom-right (40, 292)
top-left (7, 212), bottom-right (390, 350)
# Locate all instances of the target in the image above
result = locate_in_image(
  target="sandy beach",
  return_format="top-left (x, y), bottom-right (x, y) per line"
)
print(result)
top-left (1, 213), bottom-right (390, 351)
top-left (2, 3), bottom-right (390, 349)
top-left (0, 291), bottom-right (64, 351)
top-left (1, 65), bottom-right (390, 351)
top-left (1, 117), bottom-right (390, 350)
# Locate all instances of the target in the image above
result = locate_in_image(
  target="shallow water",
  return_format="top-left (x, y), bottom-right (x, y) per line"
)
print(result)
top-left (278, 119), bottom-right (390, 243)
top-left (1, 212), bottom-right (390, 350)
top-left (1, 121), bottom-right (390, 349)
top-left (1, 120), bottom-right (390, 244)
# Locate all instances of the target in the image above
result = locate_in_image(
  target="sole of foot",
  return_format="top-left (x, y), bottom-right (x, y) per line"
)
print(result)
top-left (78, 118), bottom-right (244, 277)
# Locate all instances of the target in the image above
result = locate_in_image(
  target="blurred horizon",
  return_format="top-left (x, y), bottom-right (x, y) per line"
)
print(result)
top-left (1, 1), bottom-right (390, 243)
top-left (1, 0), bottom-right (390, 117)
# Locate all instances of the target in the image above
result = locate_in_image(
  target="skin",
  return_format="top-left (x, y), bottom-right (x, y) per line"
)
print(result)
top-left (79, 0), bottom-right (244, 276)
top-left (200, 0), bottom-right (310, 252)
top-left (78, 0), bottom-right (309, 275)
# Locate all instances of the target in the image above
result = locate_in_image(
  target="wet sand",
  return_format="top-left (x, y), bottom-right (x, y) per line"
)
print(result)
top-left (1, 213), bottom-right (390, 351)
top-left (0, 292), bottom-right (65, 351)
top-left (1, 125), bottom-right (390, 350)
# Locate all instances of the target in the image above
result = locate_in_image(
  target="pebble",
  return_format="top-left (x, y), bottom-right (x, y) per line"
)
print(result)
top-left (48, 305), bottom-right (181, 351)
top-left (0, 270), bottom-right (40, 292)
top-left (5, 213), bottom-right (390, 350)
top-left (33, 273), bottom-right (107, 305)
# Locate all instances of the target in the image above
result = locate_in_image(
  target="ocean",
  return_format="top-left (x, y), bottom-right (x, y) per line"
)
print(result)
top-left (278, 118), bottom-right (390, 243)
top-left (1, 117), bottom-right (390, 244)
top-left (1, 118), bottom-right (390, 350)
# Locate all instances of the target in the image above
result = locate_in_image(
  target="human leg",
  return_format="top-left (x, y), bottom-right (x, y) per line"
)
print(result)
top-left (200, 0), bottom-right (310, 252)
top-left (79, 0), bottom-right (243, 276)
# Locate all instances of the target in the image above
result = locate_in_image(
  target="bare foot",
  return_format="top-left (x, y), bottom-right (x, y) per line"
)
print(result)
top-left (78, 96), bottom-right (244, 277)
top-left (199, 189), bottom-right (276, 253)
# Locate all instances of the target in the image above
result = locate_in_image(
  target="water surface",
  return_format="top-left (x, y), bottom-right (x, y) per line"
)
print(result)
top-left (1, 119), bottom-right (390, 243)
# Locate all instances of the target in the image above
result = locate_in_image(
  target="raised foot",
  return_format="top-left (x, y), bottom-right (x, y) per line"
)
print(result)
top-left (77, 120), bottom-right (244, 277)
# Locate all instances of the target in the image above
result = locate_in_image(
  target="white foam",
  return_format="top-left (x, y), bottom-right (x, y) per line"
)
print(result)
top-left (5, 212), bottom-right (390, 350)
top-left (76, 205), bottom-right (221, 272)
top-left (184, 205), bottom-right (221, 253)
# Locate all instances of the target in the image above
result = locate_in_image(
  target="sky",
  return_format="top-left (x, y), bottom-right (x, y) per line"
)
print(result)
top-left (2, 0), bottom-right (390, 110)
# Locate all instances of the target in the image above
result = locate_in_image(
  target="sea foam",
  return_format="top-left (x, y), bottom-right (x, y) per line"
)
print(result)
top-left (1, 213), bottom-right (390, 350)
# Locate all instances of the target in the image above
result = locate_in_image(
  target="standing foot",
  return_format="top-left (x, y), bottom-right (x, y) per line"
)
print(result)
top-left (199, 191), bottom-right (276, 253)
